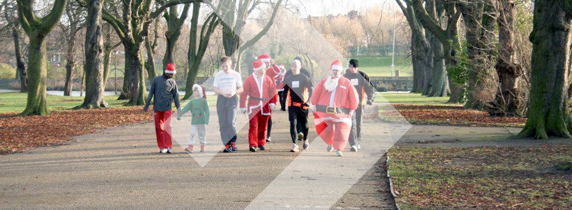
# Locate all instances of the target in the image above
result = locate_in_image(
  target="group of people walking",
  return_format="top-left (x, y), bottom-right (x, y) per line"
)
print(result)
top-left (143, 54), bottom-right (374, 157)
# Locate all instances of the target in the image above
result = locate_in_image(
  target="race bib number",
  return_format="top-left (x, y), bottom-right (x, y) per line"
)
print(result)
top-left (292, 81), bottom-right (300, 88)
top-left (351, 78), bottom-right (359, 86)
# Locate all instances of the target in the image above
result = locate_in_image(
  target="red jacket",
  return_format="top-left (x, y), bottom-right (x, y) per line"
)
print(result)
top-left (311, 76), bottom-right (359, 120)
top-left (265, 64), bottom-right (282, 89)
top-left (240, 74), bottom-right (278, 116)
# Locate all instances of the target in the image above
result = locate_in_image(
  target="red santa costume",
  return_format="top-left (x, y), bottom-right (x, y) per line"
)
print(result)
top-left (240, 60), bottom-right (278, 151)
top-left (311, 60), bottom-right (359, 156)
top-left (257, 54), bottom-right (281, 142)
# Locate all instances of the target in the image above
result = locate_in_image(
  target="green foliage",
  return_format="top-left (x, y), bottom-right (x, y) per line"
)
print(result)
top-left (0, 63), bottom-right (16, 80)
top-left (447, 41), bottom-right (470, 86)
top-left (556, 162), bottom-right (572, 171)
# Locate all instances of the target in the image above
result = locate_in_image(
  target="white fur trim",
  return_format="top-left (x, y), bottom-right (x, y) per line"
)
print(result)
top-left (260, 58), bottom-right (271, 63)
top-left (165, 70), bottom-right (176, 74)
top-left (331, 65), bottom-right (343, 71)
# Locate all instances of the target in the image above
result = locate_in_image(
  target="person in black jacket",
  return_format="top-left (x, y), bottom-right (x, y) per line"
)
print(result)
top-left (343, 59), bottom-right (375, 152)
top-left (283, 59), bottom-right (313, 152)
top-left (282, 57), bottom-right (314, 136)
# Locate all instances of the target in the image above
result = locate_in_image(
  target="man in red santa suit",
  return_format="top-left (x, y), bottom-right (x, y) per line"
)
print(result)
top-left (311, 60), bottom-right (359, 157)
top-left (257, 54), bottom-right (281, 142)
top-left (240, 60), bottom-right (278, 152)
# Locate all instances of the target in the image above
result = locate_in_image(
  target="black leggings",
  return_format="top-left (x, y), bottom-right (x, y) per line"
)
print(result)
top-left (288, 107), bottom-right (309, 143)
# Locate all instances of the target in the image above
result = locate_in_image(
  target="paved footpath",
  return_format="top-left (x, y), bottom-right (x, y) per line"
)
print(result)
top-left (0, 109), bottom-right (397, 210)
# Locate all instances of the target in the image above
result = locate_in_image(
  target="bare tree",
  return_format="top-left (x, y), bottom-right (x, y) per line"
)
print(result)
top-left (79, 0), bottom-right (106, 108)
top-left (184, 1), bottom-right (221, 99)
top-left (100, 0), bottom-right (200, 105)
top-left (60, 0), bottom-right (85, 96)
top-left (162, 3), bottom-right (190, 71)
top-left (487, 0), bottom-right (523, 116)
top-left (518, 0), bottom-right (572, 139)
top-left (217, 0), bottom-right (283, 72)
top-left (2, 0), bottom-right (27, 92)
top-left (17, 0), bottom-right (69, 115)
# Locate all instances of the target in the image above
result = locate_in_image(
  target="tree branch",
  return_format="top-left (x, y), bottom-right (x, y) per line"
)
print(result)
top-left (411, 0), bottom-right (447, 44)
top-left (238, 0), bottom-right (283, 53)
top-left (39, 0), bottom-right (69, 33)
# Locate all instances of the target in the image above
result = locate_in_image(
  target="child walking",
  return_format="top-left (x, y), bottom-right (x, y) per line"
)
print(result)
top-left (177, 84), bottom-right (210, 153)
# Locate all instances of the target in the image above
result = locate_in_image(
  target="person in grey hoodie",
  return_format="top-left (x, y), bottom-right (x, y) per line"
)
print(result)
top-left (143, 63), bottom-right (181, 154)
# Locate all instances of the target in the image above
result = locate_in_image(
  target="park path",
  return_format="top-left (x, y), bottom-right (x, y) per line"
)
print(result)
top-left (0, 109), bottom-right (397, 210)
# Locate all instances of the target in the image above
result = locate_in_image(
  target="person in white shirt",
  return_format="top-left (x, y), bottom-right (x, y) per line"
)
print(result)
top-left (213, 56), bottom-right (243, 152)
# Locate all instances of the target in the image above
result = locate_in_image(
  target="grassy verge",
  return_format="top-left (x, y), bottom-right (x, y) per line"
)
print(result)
top-left (377, 93), bottom-right (451, 105)
top-left (388, 146), bottom-right (572, 210)
top-left (0, 92), bottom-right (219, 114)
top-left (0, 92), bottom-right (127, 114)
top-left (354, 56), bottom-right (412, 77)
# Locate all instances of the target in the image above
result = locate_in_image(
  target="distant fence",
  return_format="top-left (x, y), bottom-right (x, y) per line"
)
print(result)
top-left (370, 76), bottom-right (412, 92)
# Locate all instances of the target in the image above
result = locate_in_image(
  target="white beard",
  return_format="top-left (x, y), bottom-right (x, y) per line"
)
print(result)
top-left (324, 76), bottom-right (339, 92)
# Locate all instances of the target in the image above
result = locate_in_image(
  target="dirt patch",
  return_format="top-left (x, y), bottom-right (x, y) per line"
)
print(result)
top-left (379, 104), bottom-right (527, 127)
top-left (0, 107), bottom-right (152, 154)
top-left (389, 145), bottom-right (572, 210)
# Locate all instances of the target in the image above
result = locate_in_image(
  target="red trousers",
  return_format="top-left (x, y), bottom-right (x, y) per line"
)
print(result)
top-left (249, 111), bottom-right (270, 147)
top-left (315, 114), bottom-right (351, 151)
top-left (153, 110), bottom-right (173, 149)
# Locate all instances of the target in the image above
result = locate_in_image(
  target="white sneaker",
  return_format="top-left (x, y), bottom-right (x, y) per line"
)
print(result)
top-left (160, 149), bottom-right (168, 154)
top-left (350, 145), bottom-right (358, 152)
top-left (290, 144), bottom-right (299, 152)
top-left (336, 150), bottom-right (343, 157)
top-left (327, 145), bottom-right (333, 152)
top-left (303, 140), bottom-right (309, 150)
top-left (357, 144), bottom-right (361, 150)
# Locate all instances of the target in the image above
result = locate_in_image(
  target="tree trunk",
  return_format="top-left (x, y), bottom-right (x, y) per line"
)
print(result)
top-left (103, 45), bottom-right (111, 88)
top-left (462, 0), bottom-right (498, 109)
top-left (426, 34), bottom-right (448, 97)
top-left (118, 52), bottom-right (131, 100)
top-left (162, 31), bottom-right (180, 71)
top-left (12, 27), bottom-right (27, 93)
top-left (63, 38), bottom-right (75, 96)
top-left (518, 0), bottom-right (572, 139)
top-left (22, 38), bottom-right (49, 115)
top-left (125, 42), bottom-right (146, 106)
top-left (80, 0), bottom-right (107, 109)
top-left (184, 3), bottom-right (220, 99)
top-left (488, 0), bottom-right (523, 116)
top-left (144, 37), bottom-right (156, 84)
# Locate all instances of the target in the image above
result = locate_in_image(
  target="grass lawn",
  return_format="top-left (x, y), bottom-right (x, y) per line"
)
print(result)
top-left (0, 93), bottom-right (128, 114)
top-left (0, 92), bottom-right (220, 114)
top-left (388, 146), bottom-right (572, 210)
top-left (377, 93), bottom-right (451, 104)
top-left (352, 56), bottom-right (412, 77)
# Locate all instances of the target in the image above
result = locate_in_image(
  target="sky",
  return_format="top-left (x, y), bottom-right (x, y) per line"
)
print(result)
top-left (293, 0), bottom-right (399, 17)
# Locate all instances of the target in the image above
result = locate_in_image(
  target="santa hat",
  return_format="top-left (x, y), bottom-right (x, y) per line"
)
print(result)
top-left (278, 64), bottom-right (285, 70)
top-left (165, 63), bottom-right (176, 74)
top-left (330, 60), bottom-right (343, 71)
top-left (256, 54), bottom-right (271, 63)
top-left (192, 84), bottom-right (207, 99)
top-left (253, 60), bottom-right (266, 71)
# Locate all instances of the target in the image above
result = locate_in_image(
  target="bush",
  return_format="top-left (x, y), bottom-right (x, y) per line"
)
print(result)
top-left (0, 63), bottom-right (16, 80)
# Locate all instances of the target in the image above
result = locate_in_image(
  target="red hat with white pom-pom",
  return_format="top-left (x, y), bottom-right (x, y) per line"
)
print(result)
top-left (256, 54), bottom-right (271, 63)
top-left (253, 60), bottom-right (266, 71)
top-left (165, 63), bottom-right (176, 74)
